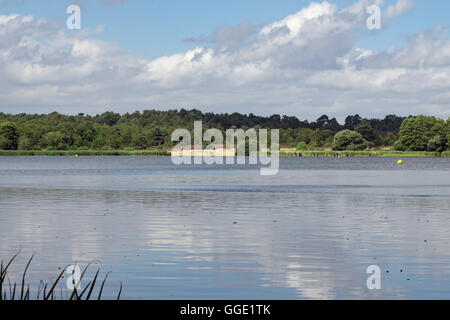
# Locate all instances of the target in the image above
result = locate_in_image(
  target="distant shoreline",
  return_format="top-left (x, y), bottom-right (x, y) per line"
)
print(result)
top-left (0, 150), bottom-right (449, 158)
top-left (0, 150), bottom-right (170, 156)
top-left (278, 150), bottom-right (450, 158)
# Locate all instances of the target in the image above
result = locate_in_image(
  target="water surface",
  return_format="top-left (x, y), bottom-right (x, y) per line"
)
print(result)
top-left (0, 156), bottom-right (449, 299)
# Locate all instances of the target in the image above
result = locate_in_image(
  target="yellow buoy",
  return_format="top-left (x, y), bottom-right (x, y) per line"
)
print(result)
top-left (75, 154), bottom-right (79, 157)
top-left (397, 160), bottom-right (403, 165)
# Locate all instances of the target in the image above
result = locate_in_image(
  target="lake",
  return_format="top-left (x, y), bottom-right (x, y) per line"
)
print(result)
top-left (0, 156), bottom-right (449, 299)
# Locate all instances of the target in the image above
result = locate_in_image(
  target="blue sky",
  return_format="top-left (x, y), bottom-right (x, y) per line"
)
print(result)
top-left (0, 0), bottom-right (449, 120)
top-left (2, 0), bottom-right (449, 59)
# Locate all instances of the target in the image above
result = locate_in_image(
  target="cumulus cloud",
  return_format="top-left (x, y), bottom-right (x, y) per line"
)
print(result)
top-left (385, 0), bottom-right (414, 19)
top-left (184, 21), bottom-right (256, 51)
top-left (0, 0), bottom-right (449, 120)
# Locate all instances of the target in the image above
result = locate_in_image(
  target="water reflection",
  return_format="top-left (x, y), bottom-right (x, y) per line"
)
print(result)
top-left (0, 157), bottom-right (449, 299)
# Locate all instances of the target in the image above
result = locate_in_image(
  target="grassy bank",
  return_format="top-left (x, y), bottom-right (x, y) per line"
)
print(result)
top-left (277, 150), bottom-right (450, 157)
top-left (0, 149), bottom-right (449, 157)
top-left (0, 149), bottom-right (170, 156)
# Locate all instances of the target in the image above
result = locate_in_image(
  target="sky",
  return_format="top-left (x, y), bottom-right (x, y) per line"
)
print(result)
top-left (0, 0), bottom-right (449, 121)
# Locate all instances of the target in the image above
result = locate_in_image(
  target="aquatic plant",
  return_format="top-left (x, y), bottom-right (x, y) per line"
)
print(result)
top-left (0, 253), bottom-right (122, 300)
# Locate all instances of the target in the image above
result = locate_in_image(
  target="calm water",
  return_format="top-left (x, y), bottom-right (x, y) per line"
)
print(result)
top-left (0, 156), bottom-right (449, 299)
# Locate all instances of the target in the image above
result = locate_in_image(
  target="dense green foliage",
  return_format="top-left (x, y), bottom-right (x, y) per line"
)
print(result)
top-left (394, 115), bottom-right (449, 151)
top-left (0, 122), bottom-right (19, 150)
top-left (332, 130), bottom-right (366, 151)
top-left (296, 141), bottom-right (308, 150)
top-left (355, 120), bottom-right (382, 147)
top-left (0, 110), bottom-right (447, 152)
top-left (279, 150), bottom-right (447, 157)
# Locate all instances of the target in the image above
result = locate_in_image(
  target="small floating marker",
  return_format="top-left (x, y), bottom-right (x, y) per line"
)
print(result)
top-left (75, 154), bottom-right (79, 157)
top-left (397, 159), bottom-right (403, 165)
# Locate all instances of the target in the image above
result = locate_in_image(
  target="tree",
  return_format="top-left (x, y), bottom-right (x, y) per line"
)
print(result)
top-left (445, 118), bottom-right (450, 146)
top-left (381, 132), bottom-right (397, 146)
top-left (98, 111), bottom-right (121, 126)
top-left (315, 115), bottom-right (330, 129)
top-left (314, 115), bottom-right (341, 131)
top-left (119, 125), bottom-right (139, 147)
top-left (332, 130), bottom-right (366, 151)
top-left (0, 121), bottom-right (19, 150)
top-left (310, 129), bottom-right (322, 147)
top-left (295, 128), bottom-right (313, 145)
top-left (296, 141), bottom-right (308, 150)
top-left (41, 131), bottom-right (70, 150)
top-left (133, 133), bottom-right (151, 150)
top-left (427, 135), bottom-right (447, 152)
top-left (150, 126), bottom-right (167, 146)
top-left (355, 120), bottom-right (381, 146)
top-left (394, 116), bottom-right (446, 151)
top-left (20, 123), bottom-right (46, 149)
top-left (74, 123), bottom-right (96, 147)
top-left (344, 115), bottom-right (362, 130)
top-left (373, 115), bottom-right (405, 132)
top-left (0, 110), bottom-right (427, 151)
top-left (320, 129), bottom-right (334, 147)
top-left (18, 136), bottom-right (34, 150)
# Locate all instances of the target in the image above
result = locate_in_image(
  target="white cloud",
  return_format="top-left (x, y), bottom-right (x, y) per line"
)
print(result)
top-left (385, 0), bottom-right (414, 19)
top-left (260, 1), bottom-right (337, 39)
top-left (184, 21), bottom-right (256, 50)
top-left (0, 0), bottom-right (449, 120)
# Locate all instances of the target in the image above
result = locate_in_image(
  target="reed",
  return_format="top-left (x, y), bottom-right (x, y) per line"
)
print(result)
top-left (0, 254), bottom-right (122, 300)
top-left (0, 149), bottom-right (448, 158)
top-left (277, 150), bottom-right (444, 157)
top-left (0, 149), bottom-right (169, 156)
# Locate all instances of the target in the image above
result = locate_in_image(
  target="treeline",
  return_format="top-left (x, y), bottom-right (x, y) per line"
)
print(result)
top-left (0, 109), bottom-right (448, 152)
